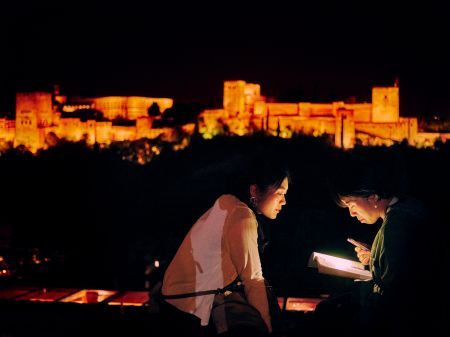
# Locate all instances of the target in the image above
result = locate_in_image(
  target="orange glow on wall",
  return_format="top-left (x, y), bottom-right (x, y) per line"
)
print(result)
top-left (1, 82), bottom-right (447, 153)
top-left (372, 87), bottom-right (399, 123)
top-left (93, 96), bottom-right (173, 120)
top-left (59, 289), bottom-right (117, 304)
top-left (2, 93), bottom-right (185, 153)
top-left (285, 297), bottom-right (324, 312)
top-left (106, 291), bottom-right (150, 307)
top-left (15, 288), bottom-right (77, 302)
top-left (198, 80), bottom-right (441, 149)
top-left (0, 287), bottom-right (38, 300)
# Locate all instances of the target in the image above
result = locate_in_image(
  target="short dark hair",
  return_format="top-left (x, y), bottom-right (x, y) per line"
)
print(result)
top-left (225, 154), bottom-right (291, 204)
top-left (329, 153), bottom-right (396, 207)
top-left (333, 189), bottom-right (381, 208)
top-left (248, 157), bottom-right (291, 194)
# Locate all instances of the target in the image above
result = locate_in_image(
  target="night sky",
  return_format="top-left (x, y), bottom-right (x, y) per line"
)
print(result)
top-left (2, 1), bottom-right (450, 118)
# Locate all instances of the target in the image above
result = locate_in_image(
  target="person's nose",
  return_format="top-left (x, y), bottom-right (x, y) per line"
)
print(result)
top-left (280, 195), bottom-right (286, 206)
top-left (349, 209), bottom-right (357, 217)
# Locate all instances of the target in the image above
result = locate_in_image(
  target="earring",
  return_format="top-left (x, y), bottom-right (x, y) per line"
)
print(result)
top-left (250, 196), bottom-right (258, 208)
top-left (374, 204), bottom-right (378, 209)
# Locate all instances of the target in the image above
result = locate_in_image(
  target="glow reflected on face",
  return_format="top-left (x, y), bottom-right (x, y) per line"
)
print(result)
top-left (256, 177), bottom-right (289, 219)
top-left (340, 195), bottom-right (379, 224)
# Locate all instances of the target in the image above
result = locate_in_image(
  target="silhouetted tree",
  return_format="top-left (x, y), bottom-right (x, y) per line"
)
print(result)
top-left (148, 102), bottom-right (161, 117)
top-left (61, 108), bottom-right (105, 122)
top-left (112, 116), bottom-right (136, 126)
top-left (162, 102), bottom-right (204, 125)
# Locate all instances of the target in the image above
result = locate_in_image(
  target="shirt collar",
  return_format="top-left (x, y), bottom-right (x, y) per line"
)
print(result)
top-left (384, 196), bottom-right (399, 219)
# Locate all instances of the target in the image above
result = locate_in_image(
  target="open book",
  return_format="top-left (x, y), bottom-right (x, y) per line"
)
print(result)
top-left (308, 252), bottom-right (372, 280)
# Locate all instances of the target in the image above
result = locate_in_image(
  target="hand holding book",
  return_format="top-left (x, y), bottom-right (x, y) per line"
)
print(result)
top-left (307, 252), bottom-right (372, 280)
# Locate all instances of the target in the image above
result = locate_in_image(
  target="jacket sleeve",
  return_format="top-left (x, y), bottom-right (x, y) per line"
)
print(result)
top-left (378, 211), bottom-right (416, 296)
top-left (224, 207), bottom-right (272, 333)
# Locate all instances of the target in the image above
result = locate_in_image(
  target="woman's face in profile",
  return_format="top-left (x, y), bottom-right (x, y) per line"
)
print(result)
top-left (340, 195), bottom-right (379, 224)
top-left (256, 177), bottom-right (289, 220)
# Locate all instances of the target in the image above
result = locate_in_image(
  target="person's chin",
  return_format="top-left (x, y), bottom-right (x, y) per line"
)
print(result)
top-left (268, 213), bottom-right (277, 220)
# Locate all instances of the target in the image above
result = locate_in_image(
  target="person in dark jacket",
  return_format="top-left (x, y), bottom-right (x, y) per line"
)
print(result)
top-left (330, 158), bottom-right (443, 337)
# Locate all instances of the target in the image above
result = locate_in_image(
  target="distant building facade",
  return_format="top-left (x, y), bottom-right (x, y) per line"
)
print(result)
top-left (0, 91), bottom-right (190, 153)
top-left (199, 80), bottom-right (448, 148)
top-left (1, 81), bottom-right (448, 152)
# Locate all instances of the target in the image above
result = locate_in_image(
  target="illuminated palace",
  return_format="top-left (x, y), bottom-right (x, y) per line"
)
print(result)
top-left (0, 90), bottom-right (195, 153)
top-left (199, 80), bottom-right (448, 148)
top-left (1, 81), bottom-right (448, 153)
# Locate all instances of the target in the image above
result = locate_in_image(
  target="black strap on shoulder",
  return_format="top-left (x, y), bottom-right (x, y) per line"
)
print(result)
top-left (160, 279), bottom-right (243, 300)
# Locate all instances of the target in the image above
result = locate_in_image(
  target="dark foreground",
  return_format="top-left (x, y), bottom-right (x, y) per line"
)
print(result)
top-left (1, 286), bottom-right (448, 337)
